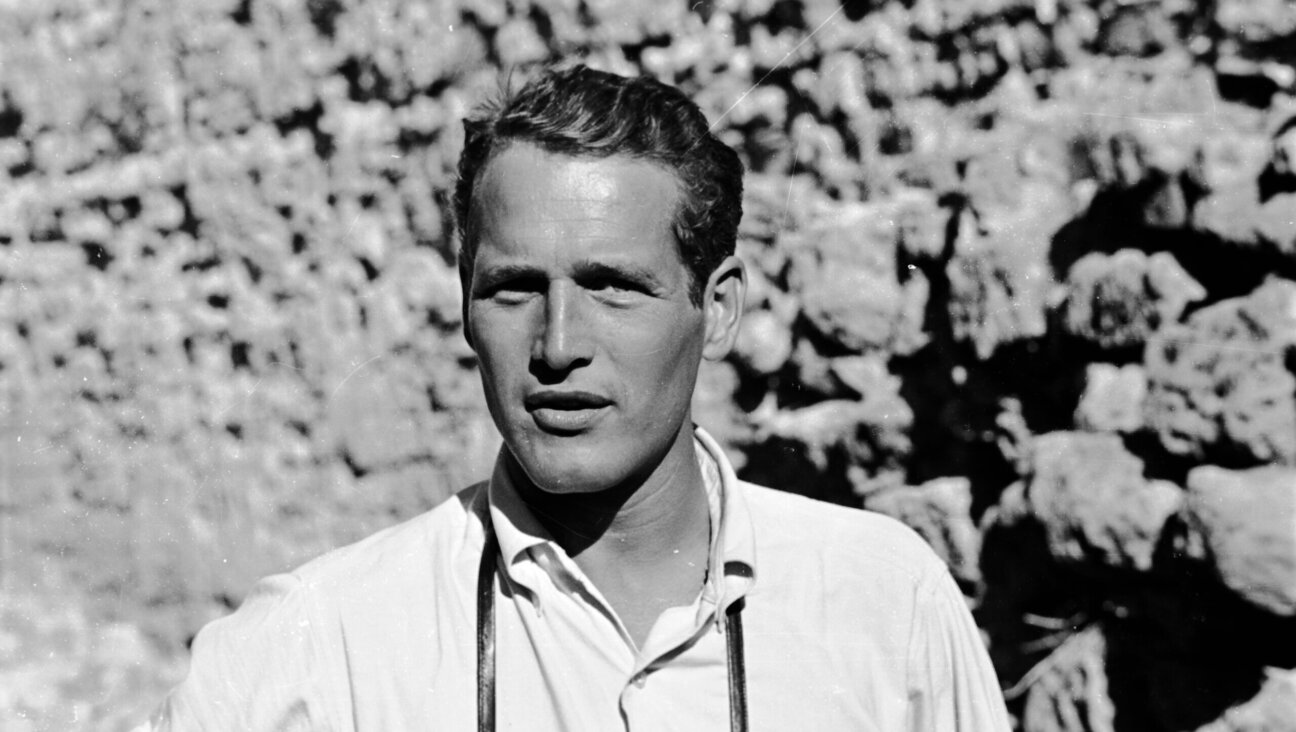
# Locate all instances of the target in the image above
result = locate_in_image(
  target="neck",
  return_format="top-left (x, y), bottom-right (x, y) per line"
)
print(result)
top-left (510, 427), bottom-right (715, 647)
top-left (509, 426), bottom-right (710, 563)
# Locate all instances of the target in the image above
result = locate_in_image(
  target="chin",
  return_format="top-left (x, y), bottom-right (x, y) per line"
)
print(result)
top-left (508, 439), bottom-right (639, 495)
top-left (520, 460), bottom-right (621, 495)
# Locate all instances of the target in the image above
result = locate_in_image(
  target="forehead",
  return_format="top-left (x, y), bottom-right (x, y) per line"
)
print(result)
top-left (470, 144), bottom-right (681, 259)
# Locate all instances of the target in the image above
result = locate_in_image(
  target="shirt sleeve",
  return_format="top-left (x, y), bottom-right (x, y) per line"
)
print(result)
top-left (905, 564), bottom-right (1012, 731)
top-left (142, 573), bottom-right (344, 732)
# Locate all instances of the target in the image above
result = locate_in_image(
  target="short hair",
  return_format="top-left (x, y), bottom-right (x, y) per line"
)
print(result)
top-left (453, 64), bottom-right (744, 306)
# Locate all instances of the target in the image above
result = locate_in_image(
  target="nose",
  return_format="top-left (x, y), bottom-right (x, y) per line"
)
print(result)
top-left (533, 280), bottom-right (591, 372)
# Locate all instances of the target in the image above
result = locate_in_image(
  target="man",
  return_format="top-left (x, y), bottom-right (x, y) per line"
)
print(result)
top-left (149, 65), bottom-right (1009, 730)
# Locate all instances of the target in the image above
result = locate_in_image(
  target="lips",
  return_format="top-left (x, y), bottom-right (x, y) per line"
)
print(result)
top-left (524, 390), bottom-right (613, 433)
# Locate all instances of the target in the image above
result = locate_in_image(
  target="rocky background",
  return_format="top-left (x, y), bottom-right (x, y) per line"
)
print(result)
top-left (2, 0), bottom-right (1294, 729)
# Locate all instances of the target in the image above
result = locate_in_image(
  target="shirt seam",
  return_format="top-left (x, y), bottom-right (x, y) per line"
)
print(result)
top-left (903, 561), bottom-right (943, 728)
top-left (292, 572), bottom-right (343, 732)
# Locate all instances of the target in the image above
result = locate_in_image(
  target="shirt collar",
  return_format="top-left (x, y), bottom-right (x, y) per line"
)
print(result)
top-left (485, 425), bottom-right (757, 610)
top-left (694, 426), bottom-right (756, 616)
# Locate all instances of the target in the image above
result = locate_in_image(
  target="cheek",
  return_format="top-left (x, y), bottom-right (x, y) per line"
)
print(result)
top-left (469, 315), bottom-right (531, 392)
top-left (602, 306), bottom-right (703, 354)
top-left (607, 314), bottom-right (705, 393)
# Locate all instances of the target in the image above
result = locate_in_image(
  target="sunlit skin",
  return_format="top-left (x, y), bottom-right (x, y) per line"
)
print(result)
top-left (462, 143), bottom-right (745, 645)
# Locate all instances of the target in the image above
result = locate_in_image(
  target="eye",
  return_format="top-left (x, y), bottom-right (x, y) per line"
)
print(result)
top-left (577, 264), bottom-right (657, 301)
top-left (591, 275), bottom-right (640, 293)
top-left (477, 275), bottom-right (545, 304)
top-left (586, 274), bottom-right (653, 305)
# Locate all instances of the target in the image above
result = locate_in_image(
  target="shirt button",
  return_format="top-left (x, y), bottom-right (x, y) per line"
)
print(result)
top-left (633, 673), bottom-right (647, 688)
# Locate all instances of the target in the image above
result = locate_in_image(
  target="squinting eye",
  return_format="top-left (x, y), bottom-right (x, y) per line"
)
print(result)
top-left (480, 278), bottom-right (543, 303)
top-left (591, 276), bottom-right (643, 295)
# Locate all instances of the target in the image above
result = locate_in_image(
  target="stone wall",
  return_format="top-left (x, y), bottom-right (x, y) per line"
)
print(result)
top-left (1, 0), bottom-right (1293, 729)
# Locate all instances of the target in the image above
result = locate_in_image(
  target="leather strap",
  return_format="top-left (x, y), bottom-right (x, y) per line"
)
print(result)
top-left (475, 519), bottom-right (747, 731)
top-left (476, 530), bottom-right (498, 732)
top-left (725, 597), bottom-right (748, 732)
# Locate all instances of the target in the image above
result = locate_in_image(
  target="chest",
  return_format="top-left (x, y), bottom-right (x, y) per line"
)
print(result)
top-left (337, 583), bottom-right (906, 732)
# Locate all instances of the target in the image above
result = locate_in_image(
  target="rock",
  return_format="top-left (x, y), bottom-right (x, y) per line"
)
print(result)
top-left (1194, 667), bottom-right (1296, 732)
top-left (1074, 363), bottom-right (1148, 433)
top-left (1062, 250), bottom-right (1206, 349)
top-left (732, 307), bottom-right (794, 376)
top-left (864, 477), bottom-right (981, 584)
top-left (494, 18), bottom-right (549, 67)
top-left (1193, 183), bottom-right (1266, 247)
top-left (786, 337), bottom-right (842, 398)
top-left (1016, 625), bottom-right (1116, 732)
top-left (692, 359), bottom-right (748, 465)
top-left (1024, 432), bottom-right (1183, 571)
top-left (804, 51), bottom-right (868, 119)
top-left (1194, 187), bottom-right (1296, 257)
top-left (1194, 132), bottom-right (1272, 194)
top-left (739, 173), bottom-right (818, 244)
top-left (752, 378), bottom-right (913, 479)
top-left (1185, 465), bottom-right (1296, 616)
top-left (943, 130), bottom-right (1073, 360)
top-left (752, 399), bottom-right (863, 474)
top-left (894, 187), bottom-right (949, 261)
top-left (1272, 117), bottom-right (1296, 181)
top-left (324, 360), bottom-right (429, 471)
top-left (1215, 0), bottom-right (1296, 43)
top-left (828, 353), bottom-right (901, 401)
top-left (786, 200), bottom-right (928, 355)
top-left (373, 246), bottom-right (462, 335)
top-left (353, 460), bottom-right (455, 529)
top-left (1145, 278), bottom-right (1296, 466)
top-left (1097, 3), bottom-right (1177, 57)
top-left (1255, 192), bottom-right (1296, 256)
top-left (946, 245), bottom-right (1050, 360)
top-left (0, 592), bottom-right (184, 732)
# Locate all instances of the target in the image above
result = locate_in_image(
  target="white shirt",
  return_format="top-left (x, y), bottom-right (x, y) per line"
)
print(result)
top-left (147, 427), bottom-right (1010, 730)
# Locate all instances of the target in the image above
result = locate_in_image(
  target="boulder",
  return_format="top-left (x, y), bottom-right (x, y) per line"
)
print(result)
top-left (945, 159), bottom-right (1069, 358)
top-left (1024, 432), bottom-right (1183, 571)
top-left (1185, 465), bottom-right (1296, 616)
top-left (1194, 187), bottom-right (1296, 257)
top-left (752, 393), bottom-right (912, 475)
top-left (324, 360), bottom-right (429, 472)
top-left (1074, 363), bottom-right (1148, 434)
top-left (946, 246), bottom-right (1051, 359)
top-left (1192, 184), bottom-right (1266, 248)
top-left (786, 200), bottom-right (928, 355)
top-left (1062, 250), bottom-right (1205, 349)
top-left (1214, 0), bottom-right (1296, 43)
top-left (1254, 191), bottom-right (1296, 256)
top-left (731, 307), bottom-right (794, 376)
top-left (1194, 667), bottom-right (1296, 732)
top-left (1016, 625), bottom-right (1116, 732)
top-left (1145, 278), bottom-right (1296, 466)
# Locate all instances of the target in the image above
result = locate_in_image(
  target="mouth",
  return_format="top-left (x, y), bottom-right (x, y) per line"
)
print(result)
top-left (524, 390), bottom-right (613, 433)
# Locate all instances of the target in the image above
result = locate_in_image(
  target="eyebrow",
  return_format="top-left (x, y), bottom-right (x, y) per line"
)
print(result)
top-left (570, 260), bottom-right (662, 288)
top-left (474, 260), bottom-right (663, 289)
top-left (473, 263), bottom-right (543, 288)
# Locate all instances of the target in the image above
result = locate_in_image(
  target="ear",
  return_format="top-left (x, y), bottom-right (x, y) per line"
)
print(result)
top-left (701, 255), bottom-right (747, 361)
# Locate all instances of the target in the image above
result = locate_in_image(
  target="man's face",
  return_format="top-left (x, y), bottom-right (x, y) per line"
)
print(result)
top-left (463, 143), bottom-right (720, 495)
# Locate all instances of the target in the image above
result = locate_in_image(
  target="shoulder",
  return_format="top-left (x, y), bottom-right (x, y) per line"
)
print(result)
top-left (290, 482), bottom-right (486, 594)
top-left (738, 480), bottom-right (945, 586)
top-left (192, 482), bottom-right (486, 629)
top-left (153, 485), bottom-right (488, 729)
